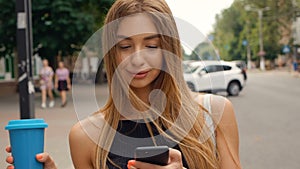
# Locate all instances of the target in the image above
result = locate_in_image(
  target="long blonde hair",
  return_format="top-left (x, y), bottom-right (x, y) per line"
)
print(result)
top-left (95, 0), bottom-right (219, 168)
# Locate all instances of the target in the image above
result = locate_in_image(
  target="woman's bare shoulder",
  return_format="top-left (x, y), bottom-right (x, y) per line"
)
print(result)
top-left (190, 92), bottom-right (225, 105)
top-left (191, 92), bottom-right (230, 120)
top-left (69, 113), bottom-right (105, 144)
top-left (190, 92), bottom-right (206, 103)
top-left (208, 94), bottom-right (235, 122)
top-left (69, 113), bottom-right (105, 167)
top-left (210, 96), bottom-right (241, 168)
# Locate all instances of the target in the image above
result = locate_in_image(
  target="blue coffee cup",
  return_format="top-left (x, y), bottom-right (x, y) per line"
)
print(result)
top-left (5, 119), bottom-right (48, 169)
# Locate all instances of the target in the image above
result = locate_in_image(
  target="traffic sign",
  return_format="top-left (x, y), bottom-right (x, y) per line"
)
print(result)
top-left (208, 35), bottom-right (214, 41)
top-left (242, 40), bottom-right (248, 46)
top-left (282, 45), bottom-right (291, 54)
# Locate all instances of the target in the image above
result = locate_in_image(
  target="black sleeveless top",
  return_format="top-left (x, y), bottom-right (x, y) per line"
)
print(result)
top-left (107, 119), bottom-right (189, 168)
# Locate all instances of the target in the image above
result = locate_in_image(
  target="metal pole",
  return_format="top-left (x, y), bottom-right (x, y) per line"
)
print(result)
top-left (16, 0), bottom-right (35, 119)
top-left (246, 20), bottom-right (252, 70)
top-left (293, 0), bottom-right (299, 68)
top-left (26, 0), bottom-right (33, 77)
top-left (247, 43), bottom-right (251, 70)
top-left (258, 10), bottom-right (266, 71)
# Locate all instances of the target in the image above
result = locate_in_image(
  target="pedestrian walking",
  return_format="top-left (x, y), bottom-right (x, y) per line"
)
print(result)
top-left (55, 61), bottom-right (71, 107)
top-left (6, 0), bottom-right (241, 168)
top-left (39, 59), bottom-right (55, 108)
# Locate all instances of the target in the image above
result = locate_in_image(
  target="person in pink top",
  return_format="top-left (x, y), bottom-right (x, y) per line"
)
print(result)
top-left (39, 59), bottom-right (55, 108)
top-left (55, 61), bottom-right (71, 107)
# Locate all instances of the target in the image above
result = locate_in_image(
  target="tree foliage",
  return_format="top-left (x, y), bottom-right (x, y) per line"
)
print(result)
top-left (212, 0), bottom-right (297, 62)
top-left (0, 0), bottom-right (115, 59)
top-left (0, 1), bottom-right (16, 56)
top-left (190, 42), bottom-right (219, 60)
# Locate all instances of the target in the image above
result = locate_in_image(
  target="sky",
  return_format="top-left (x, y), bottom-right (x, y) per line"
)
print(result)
top-left (165, 0), bottom-right (235, 36)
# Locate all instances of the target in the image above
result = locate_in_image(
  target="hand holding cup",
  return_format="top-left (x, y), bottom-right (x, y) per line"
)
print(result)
top-left (5, 119), bottom-right (56, 169)
top-left (6, 146), bottom-right (57, 169)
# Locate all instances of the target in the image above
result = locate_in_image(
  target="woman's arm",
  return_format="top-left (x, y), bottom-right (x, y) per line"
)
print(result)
top-left (54, 70), bottom-right (58, 89)
top-left (49, 68), bottom-right (54, 81)
top-left (214, 97), bottom-right (242, 169)
top-left (67, 70), bottom-right (71, 89)
top-left (69, 122), bottom-right (95, 169)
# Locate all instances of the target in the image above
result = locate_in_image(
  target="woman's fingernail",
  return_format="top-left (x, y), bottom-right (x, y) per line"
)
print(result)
top-left (36, 154), bottom-right (43, 160)
top-left (128, 160), bottom-right (135, 165)
top-left (127, 160), bottom-right (136, 169)
top-left (8, 166), bottom-right (14, 169)
top-left (8, 156), bottom-right (13, 161)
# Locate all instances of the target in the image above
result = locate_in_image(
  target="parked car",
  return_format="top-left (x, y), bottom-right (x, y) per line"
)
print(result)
top-left (231, 60), bottom-right (247, 80)
top-left (183, 60), bottom-right (245, 96)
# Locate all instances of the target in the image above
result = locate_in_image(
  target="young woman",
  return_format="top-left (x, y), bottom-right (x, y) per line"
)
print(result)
top-left (39, 59), bottom-right (55, 108)
top-left (55, 61), bottom-right (71, 107)
top-left (6, 0), bottom-right (241, 169)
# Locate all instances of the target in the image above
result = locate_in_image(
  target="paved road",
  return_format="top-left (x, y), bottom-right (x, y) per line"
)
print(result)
top-left (229, 70), bottom-right (300, 169)
top-left (1, 70), bottom-right (299, 168)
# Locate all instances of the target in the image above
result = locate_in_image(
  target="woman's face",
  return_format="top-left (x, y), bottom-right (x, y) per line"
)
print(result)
top-left (116, 14), bottom-right (163, 89)
top-left (58, 62), bottom-right (64, 68)
top-left (42, 60), bottom-right (48, 67)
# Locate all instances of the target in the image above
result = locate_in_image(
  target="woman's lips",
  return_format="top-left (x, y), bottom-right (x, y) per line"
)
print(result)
top-left (129, 70), bottom-right (151, 79)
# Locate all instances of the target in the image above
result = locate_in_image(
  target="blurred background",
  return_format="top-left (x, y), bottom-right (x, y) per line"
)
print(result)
top-left (1, 0), bottom-right (300, 168)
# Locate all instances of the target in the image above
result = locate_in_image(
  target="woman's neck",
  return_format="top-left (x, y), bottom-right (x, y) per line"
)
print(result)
top-left (130, 86), bottom-right (152, 104)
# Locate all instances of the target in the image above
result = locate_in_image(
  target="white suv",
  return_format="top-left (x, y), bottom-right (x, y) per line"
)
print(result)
top-left (183, 60), bottom-right (245, 96)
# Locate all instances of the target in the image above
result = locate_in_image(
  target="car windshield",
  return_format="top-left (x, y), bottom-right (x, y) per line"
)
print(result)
top-left (183, 64), bottom-right (199, 73)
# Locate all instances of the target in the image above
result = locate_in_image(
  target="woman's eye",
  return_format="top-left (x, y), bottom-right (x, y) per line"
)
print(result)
top-left (119, 45), bottom-right (131, 49)
top-left (146, 45), bottom-right (158, 49)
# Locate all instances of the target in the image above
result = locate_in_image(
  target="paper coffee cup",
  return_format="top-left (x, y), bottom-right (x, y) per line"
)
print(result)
top-left (5, 119), bottom-right (48, 169)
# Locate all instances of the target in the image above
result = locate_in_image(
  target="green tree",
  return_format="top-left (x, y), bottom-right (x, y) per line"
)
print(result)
top-left (190, 41), bottom-right (219, 60)
top-left (213, 1), bottom-right (247, 61)
top-left (0, 1), bottom-right (16, 57)
top-left (0, 0), bottom-right (115, 60)
top-left (212, 0), bottom-right (295, 63)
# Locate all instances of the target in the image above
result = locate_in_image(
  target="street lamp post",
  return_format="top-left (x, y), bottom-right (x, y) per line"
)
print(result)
top-left (16, 0), bottom-right (35, 119)
top-left (245, 5), bottom-right (270, 71)
top-left (245, 20), bottom-right (252, 70)
top-left (258, 10), bottom-right (265, 71)
top-left (292, 0), bottom-right (300, 70)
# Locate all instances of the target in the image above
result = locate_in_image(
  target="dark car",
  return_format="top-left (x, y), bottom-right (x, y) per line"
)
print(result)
top-left (231, 60), bottom-right (247, 80)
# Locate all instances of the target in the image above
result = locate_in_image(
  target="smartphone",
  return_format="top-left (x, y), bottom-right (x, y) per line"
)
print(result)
top-left (134, 146), bottom-right (169, 166)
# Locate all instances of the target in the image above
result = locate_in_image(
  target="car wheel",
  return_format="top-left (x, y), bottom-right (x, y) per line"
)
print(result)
top-left (187, 82), bottom-right (196, 91)
top-left (227, 81), bottom-right (240, 96)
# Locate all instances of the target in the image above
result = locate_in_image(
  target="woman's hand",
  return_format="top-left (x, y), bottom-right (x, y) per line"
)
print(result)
top-left (6, 146), bottom-right (57, 169)
top-left (67, 84), bottom-right (71, 90)
top-left (35, 153), bottom-right (57, 169)
top-left (127, 148), bottom-right (186, 169)
top-left (6, 146), bottom-right (14, 169)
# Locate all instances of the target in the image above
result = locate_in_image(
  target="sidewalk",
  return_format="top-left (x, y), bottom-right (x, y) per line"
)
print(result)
top-left (0, 83), bottom-right (109, 169)
top-left (247, 67), bottom-right (300, 77)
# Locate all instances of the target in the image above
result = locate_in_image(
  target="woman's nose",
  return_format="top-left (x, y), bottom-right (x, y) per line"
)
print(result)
top-left (130, 48), bottom-right (145, 67)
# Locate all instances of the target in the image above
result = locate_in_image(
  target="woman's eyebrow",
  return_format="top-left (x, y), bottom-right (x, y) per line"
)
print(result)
top-left (143, 34), bottom-right (160, 40)
top-left (117, 35), bottom-right (132, 40)
top-left (116, 34), bottom-right (160, 40)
